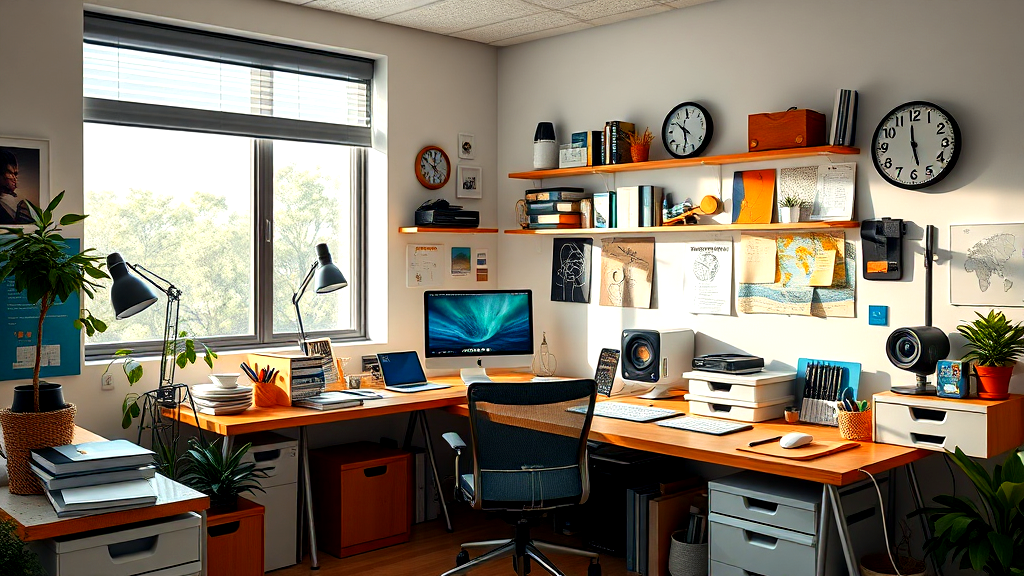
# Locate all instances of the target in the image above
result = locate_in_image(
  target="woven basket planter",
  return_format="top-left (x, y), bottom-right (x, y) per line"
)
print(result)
top-left (0, 404), bottom-right (76, 494)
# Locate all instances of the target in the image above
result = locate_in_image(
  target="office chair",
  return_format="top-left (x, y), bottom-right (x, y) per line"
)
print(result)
top-left (441, 379), bottom-right (601, 576)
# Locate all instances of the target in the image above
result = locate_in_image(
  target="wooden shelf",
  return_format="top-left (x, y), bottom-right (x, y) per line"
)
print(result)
top-left (508, 146), bottom-right (860, 180)
top-left (504, 221), bottom-right (860, 235)
top-left (398, 227), bottom-right (498, 234)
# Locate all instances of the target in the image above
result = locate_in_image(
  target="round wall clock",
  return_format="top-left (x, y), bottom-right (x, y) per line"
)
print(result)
top-left (871, 101), bottom-right (961, 190)
top-left (661, 102), bottom-right (713, 159)
top-left (415, 145), bottom-right (450, 190)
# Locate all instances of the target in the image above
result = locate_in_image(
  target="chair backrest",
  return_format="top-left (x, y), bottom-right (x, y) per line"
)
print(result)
top-left (466, 379), bottom-right (596, 511)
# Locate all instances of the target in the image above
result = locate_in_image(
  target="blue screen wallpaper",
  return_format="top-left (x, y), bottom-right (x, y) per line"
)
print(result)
top-left (426, 292), bottom-right (532, 356)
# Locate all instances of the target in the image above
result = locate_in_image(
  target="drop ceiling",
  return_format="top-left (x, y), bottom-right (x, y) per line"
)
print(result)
top-left (275, 0), bottom-right (717, 46)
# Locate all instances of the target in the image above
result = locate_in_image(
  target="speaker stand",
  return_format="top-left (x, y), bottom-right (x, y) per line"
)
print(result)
top-left (892, 374), bottom-right (937, 396)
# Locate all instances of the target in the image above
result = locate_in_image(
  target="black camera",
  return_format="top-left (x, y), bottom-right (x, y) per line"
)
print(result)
top-left (886, 326), bottom-right (950, 394)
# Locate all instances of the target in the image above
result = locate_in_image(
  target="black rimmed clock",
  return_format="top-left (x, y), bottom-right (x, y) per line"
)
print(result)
top-left (661, 102), bottom-right (713, 159)
top-left (871, 101), bottom-right (961, 190)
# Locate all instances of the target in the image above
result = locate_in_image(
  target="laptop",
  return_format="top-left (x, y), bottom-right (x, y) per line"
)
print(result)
top-left (376, 351), bottom-right (451, 393)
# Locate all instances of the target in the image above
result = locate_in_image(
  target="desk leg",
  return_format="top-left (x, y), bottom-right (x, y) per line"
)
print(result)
top-left (815, 487), bottom-right (830, 576)
top-left (906, 462), bottom-right (944, 576)
top-left (826, 485), bottom-right (859, 576)
top-left (417, 410), bottom-right (453, 533)
top-left (886, 469), bottom-right (897, 548)
top-left (201, 508), bottom-right (208, 576)
top-left (403, 411), bottom-right (417, 450)
top-left (300, 426), bottom-right (320, 570)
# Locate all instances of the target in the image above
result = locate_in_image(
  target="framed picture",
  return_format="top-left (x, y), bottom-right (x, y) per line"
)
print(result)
top-left (458, 133), bottom-right (475, 160)
top-left (456, 165), bottom-right (482, 199)
top-left (0, 137), bottom-right (48, 225)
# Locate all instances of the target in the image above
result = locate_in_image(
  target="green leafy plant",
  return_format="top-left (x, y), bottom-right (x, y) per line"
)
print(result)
top-left (179, 438), bottom-right (267, 509)
top-left (919, 447), bottom-right (1024, 575)
top-left (0, 520), bottom-right (45, 576)
top-left (957, 310), bottom-right (1024, 367)
top-left (780, 195), bottom-right (801, 208)
top-left (0, 191), bottom-right (109, 411)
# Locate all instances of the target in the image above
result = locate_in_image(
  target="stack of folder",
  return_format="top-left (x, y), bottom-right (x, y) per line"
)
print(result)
top-left (31, 439), bottom-right (158, 518)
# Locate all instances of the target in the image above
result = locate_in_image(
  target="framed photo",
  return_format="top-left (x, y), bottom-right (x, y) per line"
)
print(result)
top-left (458, 133), bottom-right (475, 160)
top-left (0, 137), bottom-right (48, 225)
top-left (456, 165), bottom-right (482, 199)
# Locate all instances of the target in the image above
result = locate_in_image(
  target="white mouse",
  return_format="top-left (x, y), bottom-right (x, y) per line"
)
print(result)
top-left (780, 432), bottom-right (813, 449)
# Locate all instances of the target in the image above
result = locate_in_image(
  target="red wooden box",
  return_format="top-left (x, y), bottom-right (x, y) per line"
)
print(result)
top-left (207, 497), bottom-right (265, 576)
top-left (748, 109), bottom-right (826, 152)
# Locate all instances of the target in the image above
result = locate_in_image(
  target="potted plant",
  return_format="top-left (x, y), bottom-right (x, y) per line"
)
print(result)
top-left (779, 195), bottom-right (801, 223)
top-left (0, 520), bottom-right (45, 575)
top-left (956, 310), bottom-right (1024, 400)
top-left (0, 191), bottom-right (108, 494)
top-left (919, 447), bottom-right (1024, 575)
top-left (179, 437), bottom-right (267, 510)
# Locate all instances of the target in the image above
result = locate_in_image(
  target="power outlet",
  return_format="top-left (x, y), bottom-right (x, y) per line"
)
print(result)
top-left (101, 372), bottom-right (115, 391)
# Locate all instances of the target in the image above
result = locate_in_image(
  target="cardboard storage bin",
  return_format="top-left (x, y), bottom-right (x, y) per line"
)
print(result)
top-left (748, 109), bottom-right (826, 152)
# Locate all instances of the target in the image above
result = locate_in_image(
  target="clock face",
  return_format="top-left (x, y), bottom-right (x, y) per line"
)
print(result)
top-left (416, 146), bottom-right (450, 190)
top-left (871, 101), bottom-right (961, 190)
top-left (662, 102), bottom-right (713, 159)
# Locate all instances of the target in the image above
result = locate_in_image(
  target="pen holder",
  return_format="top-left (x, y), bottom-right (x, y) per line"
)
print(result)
top-left (253, 381), bottom-right (283, 407)
top-left (837, 409), bottom-right (873, 441)
top-left (668, 531), bottom-right (708, 576)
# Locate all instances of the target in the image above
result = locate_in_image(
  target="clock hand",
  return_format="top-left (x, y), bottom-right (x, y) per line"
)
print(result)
top-left (910, 124), bottom-right (920, 166)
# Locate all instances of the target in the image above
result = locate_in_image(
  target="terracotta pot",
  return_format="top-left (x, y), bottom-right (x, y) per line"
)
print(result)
top-left (975, 364), bottom-right (1013, 400)
top-left (631, 144), bottom-right (650, 163)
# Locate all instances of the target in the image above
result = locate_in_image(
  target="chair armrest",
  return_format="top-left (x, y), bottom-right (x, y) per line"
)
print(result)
top-left (442, 432), bottom-right (466, 452)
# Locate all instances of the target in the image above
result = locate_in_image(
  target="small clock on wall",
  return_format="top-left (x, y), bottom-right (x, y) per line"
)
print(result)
top-left (662, 102), bottom-right (713, 159)
top-left (871, 101), bottom-right (961, 190)
top-left (415, 145), bottom-right (450, 190)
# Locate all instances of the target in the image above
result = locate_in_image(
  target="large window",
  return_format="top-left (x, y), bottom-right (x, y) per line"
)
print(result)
top-left (83, 13), bottom-right (371, 356)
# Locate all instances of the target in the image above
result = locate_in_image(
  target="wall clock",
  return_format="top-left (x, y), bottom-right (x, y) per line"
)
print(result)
top-left (415, 145), bottom-right (450, 190)
top-left (661, 102), bottom-right (713, 159)
top-left (871, 101), bottom-right (961, 190)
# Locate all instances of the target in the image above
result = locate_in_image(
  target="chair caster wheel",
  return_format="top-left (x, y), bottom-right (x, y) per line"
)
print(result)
top-left (456, 549), bottom-right (469, 566)
top-left (587, 560), bottom-right (601, 576)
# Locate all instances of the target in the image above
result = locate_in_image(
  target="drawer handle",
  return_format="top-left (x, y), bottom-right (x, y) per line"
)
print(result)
top-left (208, 521), bottom-right (240, 538)
top-left (364, 465), bottom-right (388, 477)
top-left (909, 407), bottom-right (947, 423)
top-left (107, 535), bottom-right (158, 564)
top-left (743, 497), bottom-right (779, 515)
top-left (254, 449), bottom-right (281, 462)
top-left (710, 404), bottom-right (733, 413)
top-left (910, 433), bottom-right (946, 446)
top-left (708, 382), bottom-right (733, 393)
top-left (743, 530), bottom-right (778, 549)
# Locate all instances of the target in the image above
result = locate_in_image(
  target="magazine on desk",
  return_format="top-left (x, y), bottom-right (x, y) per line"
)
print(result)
top-left (293, 392), bottom-right (365, 411)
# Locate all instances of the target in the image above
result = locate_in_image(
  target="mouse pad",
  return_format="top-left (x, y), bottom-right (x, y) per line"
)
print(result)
top-left (737, 440), bottom-right (859, 460)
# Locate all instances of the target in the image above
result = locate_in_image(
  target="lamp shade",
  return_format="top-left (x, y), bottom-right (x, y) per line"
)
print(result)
top-left (314, 243), bottom-right (348, 293)
top-left (107, 253), bottom-right (159, 319)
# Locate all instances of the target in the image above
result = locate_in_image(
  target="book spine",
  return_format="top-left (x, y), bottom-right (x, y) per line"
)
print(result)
top-left (529, 213), bottom-right (582, 224)
top-left (579, 198), bottom-right (593, 229)
top-left (603, 123), bottom-right (611, 165)
top-left (610, 121), bottom-right (619, 165)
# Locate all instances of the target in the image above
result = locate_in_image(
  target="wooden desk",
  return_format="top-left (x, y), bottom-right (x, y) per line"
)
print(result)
top-left (0, 427), bottom-right (209, 542)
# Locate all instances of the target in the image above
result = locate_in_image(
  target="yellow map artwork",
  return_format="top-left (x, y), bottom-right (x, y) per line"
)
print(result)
top-left (776, 233), bottom-right (846, 288)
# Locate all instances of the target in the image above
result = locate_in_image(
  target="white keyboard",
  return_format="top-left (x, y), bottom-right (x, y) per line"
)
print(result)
top-left (570, 402), bottom-right (681, 423)
top-left (657, 416), bottom-right (752, 436)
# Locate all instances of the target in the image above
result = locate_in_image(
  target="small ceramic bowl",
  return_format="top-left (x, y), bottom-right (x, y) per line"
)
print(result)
top-left (209, 373), bottom-right (240, 389)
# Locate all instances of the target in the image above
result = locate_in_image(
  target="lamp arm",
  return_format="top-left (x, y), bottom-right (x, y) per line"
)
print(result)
top-left (292, 261), bottom-right (318, 354)
top-left (128, 262), bottom-right (182, 390)
top-left (129, 263), bottom-right (183, 301)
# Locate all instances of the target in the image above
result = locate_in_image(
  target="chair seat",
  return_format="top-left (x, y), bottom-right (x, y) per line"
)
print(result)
top-left (460, 473), bottom-right (475, 497)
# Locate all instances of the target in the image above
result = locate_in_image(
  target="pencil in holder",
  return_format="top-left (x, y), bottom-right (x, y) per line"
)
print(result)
top-left (837, 409), bottom-right (873, 441)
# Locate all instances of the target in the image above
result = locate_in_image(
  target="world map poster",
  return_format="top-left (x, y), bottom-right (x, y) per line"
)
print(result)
top-left (950, 223), bottom-right (1024, 306)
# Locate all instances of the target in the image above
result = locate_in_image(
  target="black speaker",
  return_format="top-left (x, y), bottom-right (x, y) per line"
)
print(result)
top-left (886, 326), bottom-right (950, 395)
top-left (621, 329), bottom-right (660, 383)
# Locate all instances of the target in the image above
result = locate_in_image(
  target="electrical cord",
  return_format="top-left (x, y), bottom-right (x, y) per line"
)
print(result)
top-left (860, 468), bottom-right (902, 576)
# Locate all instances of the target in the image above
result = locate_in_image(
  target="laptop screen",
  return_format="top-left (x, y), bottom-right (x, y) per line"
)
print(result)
top-left (377, 351), bottom-right (427, 386)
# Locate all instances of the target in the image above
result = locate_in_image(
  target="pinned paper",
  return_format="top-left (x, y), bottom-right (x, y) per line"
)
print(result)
top-left (808, 250), bottom-right (837, 286)
top-left (739, 234), bottom-right (777, 284)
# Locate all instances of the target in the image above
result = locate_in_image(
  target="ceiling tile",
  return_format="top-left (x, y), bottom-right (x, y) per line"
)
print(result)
top-left (274, 0), bottom-right (312, 4)
top-left (491, 21), bottom-right (593, 46)
top-left (585, 4), bottom-right (672, 27)
top-left (303, 0), bottom-right (439, 20)
top-left (664, 0), bottom-right (716, 8)
top-left (381, 0), bottom-right (544, 35)
top-left (453, 12), bottom-right (580, 44)
top-left (523, 0), bottom-right (594, 9)
top-left (563, 0), bottom-right (660, 20)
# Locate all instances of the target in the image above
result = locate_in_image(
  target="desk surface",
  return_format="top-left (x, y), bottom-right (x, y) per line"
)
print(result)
top-left (0, 428), bottom-right (209, 541)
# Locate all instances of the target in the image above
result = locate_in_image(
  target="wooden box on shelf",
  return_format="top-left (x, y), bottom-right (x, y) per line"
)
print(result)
top-left (748, 109), bottom-right (826, 152)
top-left (310, 442), bottom-right (413, 558)
top-left (207, 497), bottom-right (265, 576)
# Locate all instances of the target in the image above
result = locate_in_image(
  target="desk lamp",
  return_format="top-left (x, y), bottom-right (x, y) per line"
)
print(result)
top-left (292, 243), bottom-right (348, 354)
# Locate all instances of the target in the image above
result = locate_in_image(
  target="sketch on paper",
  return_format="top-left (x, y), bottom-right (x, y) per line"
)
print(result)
top-left (600, 237), bottom-right (655, 308)
top-left (551, 238), bottom-right (592, 303)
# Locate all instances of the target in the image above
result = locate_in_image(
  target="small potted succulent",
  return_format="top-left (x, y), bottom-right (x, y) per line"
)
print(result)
top-left (957, 310), bottom-right (1024, 400)
top-left (779, 195), bottom-right (801, 223)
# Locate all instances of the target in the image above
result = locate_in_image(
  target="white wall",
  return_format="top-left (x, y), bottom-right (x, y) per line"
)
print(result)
top-left (0, 0), bottom-right (498, 442)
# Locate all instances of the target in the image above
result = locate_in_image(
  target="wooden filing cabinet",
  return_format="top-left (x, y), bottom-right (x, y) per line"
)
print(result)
top-left (873, 392), bottom-right (1024, 458)
top-left (310, 442), bottom-right (413, 558)
top-left (206, 497), bottom-right (265, 576)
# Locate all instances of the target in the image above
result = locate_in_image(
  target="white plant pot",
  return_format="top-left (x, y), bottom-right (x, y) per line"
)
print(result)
top-left (533, 140), bottom-right (558, 170)
top-left (780, 206), bottom-right (800, 223)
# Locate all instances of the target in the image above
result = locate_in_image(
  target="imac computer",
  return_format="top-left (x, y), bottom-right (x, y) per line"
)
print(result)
top-left (424, 290), bottom-right (534, 383)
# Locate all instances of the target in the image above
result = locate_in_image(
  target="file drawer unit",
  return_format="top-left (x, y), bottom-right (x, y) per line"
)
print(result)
top-left (708, 471), bottom-right (888, 576)
top-left (310, 442), bottom-right (413, 558)
top-left (33, 512), bottom-right (202, 576)
top-left (873, 392), bottom-right (1024, 458)
top-left (206, 497), bottom-right (265, 576)
top-left (238, 431), bottom-right (299, 571)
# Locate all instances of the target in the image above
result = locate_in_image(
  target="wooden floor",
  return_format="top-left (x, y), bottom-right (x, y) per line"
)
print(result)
top-left (274, 508), bottom-right (630, 576)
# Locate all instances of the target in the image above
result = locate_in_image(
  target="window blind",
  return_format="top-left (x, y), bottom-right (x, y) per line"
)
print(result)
top-left (84, 13), bottom-right (372, 146)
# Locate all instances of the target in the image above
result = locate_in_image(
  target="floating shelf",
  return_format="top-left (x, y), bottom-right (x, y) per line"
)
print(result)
top-left (504, 221), bottom-right (860, 235)
top-left (398, 226), bottom-right (498, 234)
top-left (508, 146), bottom-right (860, 180)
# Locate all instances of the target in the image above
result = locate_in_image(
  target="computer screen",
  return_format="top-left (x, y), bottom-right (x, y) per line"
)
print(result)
top-left (376, 351), bottom-right (427, 385)
top-left (423, 290), bottom-right (534, 369)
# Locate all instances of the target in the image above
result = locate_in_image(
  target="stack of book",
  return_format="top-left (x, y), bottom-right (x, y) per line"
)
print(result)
top-left (524, 187), bottom-right (591, 229)
top-left (249, 353), bottom-right (327, 403)
top-left (830, 88), bottom-right (859, 146)
top-left (293, 391), bottom-right (367, 411)
top-left (31, 439), bottom-right (158, 518)
top-left (592, 186), bottom-right (664, 229)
